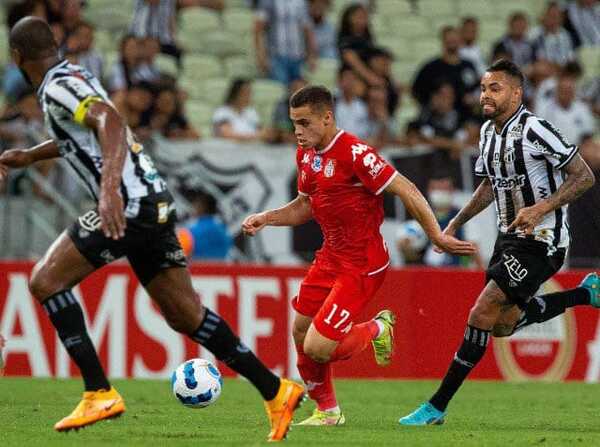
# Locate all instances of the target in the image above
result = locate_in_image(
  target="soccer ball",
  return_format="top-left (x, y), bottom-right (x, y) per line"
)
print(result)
top-left (171, 358), bottom-right (223, 408)
top-left (396, 220), bottom-right (428, 251)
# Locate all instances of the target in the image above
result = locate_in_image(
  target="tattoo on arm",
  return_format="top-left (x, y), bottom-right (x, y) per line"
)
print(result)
top-left (452, 179), bottom-right (495, 227)
top-left (542, 154), bottom-right (595, 212)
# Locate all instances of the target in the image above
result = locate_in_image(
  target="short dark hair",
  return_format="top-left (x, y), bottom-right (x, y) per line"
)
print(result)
top-left (486, 59), bottom-right (525, 86)
top-left (461, 16), bottom-right (478, 26)
top-left (9, 17), bottom-right (58, 61)
top-left (289, 85), bottom-right (334, 112)
top-left (224, 77), bottom-right (251, 105)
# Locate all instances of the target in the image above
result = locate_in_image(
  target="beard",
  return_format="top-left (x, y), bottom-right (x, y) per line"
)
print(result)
top-left (482, 102), bottom-right (507, 120)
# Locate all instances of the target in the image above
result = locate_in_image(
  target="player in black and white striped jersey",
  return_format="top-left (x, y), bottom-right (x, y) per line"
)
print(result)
top-left (0, 17), bottom-right (305, 440)
top-left (400, 59), bottom-right (599, 426)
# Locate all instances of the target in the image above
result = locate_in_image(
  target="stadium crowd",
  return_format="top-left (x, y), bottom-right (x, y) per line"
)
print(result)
top-left (0, 0), bottom-right (599, 265)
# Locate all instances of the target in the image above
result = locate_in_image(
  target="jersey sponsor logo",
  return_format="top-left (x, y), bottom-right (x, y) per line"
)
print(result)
top-left (78, 210), bottom-right (102, 232)
top-left (491, 175), bottom-right (526, 190)
top-left (311, 155), bottom-right (323, 172)
top-left (158, 202), bottom-right (169, 224)
top-left (351, 143), bottom-right (369, 161)
top-left (532, 138), bottom-right (562, 160)
top-left (538, 186), bottom-right (549, 199)
top-left (508, 124), bottom-right (523, 139)
top-left (100, 249), bottom-right (116, 264)
top-left (502, 253), bottom-right (528, 282)
top-left (494, 279), bottom-right (577, 381)
top-left (165, 249), bottom-right (186, 262)
top-left (369, 160), bottom-right (386, 179)
top-left (324, 159), bottom-right (335, 178)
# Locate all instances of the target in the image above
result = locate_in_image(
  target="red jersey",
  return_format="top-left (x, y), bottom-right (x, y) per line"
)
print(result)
top-left (296, 130), bottom-right (398, 274)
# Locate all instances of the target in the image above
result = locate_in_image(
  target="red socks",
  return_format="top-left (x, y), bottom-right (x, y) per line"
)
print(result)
top-left (330, 320), bottom-right (379, 361)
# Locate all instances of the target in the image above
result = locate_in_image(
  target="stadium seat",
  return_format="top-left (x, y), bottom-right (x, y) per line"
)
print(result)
top-left (392, 60), bottom-right (419, 85)
top-left (223, 8), bottom-right (255, 36)
top-left (154, 54), bottom-right (178, 77)
top-left (456, 0), bottom-right (497, 19)
top-left (185, 100), bottom-right (215, 134)
top-left (180, 9), bottom-right (222, 35)
top-left (223, 55), bottom-right (258, 79)
top-left (183, 54), bottom-right (223, 80)
top-left (376, 36), bottom-right (414, 61)
top-left (414, 0), bottom-right (459, 18)
top-left (385, 16), bottom-right (431, 38)
top-left (412, 39), bottom-right (441, 62)
top-left (199, 78), bottom-right (231, 104)
top-left (305, 58), bottom-right (339, 90)
top-left (375, 0), bottom-right (415, 17)
top-left (578, 46), bottom-right (600, 81)
top-left (252, 79), bottom-right (286, 103)
top-left (94, 30), bottom-right (117, 55)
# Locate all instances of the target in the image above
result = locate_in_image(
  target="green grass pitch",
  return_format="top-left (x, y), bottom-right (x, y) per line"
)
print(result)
top-left (1, 377), bottom-right (600, 446)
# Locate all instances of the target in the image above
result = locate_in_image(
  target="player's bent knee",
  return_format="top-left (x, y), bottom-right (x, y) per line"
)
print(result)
top-left (492, 324), bottom-right (514, 338)
top-left (164, 312), bottom-right (197, 335)
top-left (29, 263), bottom-right (59, 302)
top-left (303, 343), bottom-right (331, 363)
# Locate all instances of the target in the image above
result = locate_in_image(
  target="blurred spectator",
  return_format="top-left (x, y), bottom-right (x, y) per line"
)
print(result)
top-left (534, 60), bottom-right (583, 109)
top-left (531, 2), bottom-right (576, 67)
top-left (459, 16), bottom-right (486, 77)
top-left (563, 0), bottom-right (600, 47)
top-left (150, 85), bottom-right (200, 140)
top-left (308, 0), bottom-right (337, 59)
top-left (112, 82), bottom-right (155, 141)
top-left (254, 0), bottom-right (317, 85)
top-left (492, 12), bottom-right (536, 68)
top-left (334, 67), bottom-right (369, 139)
top-left (412, 26), bottom-right (479, 120)
top-left (137, 37), bottom-right (162, 83)
top-left (108, 35), bottom-right (161, 96)
top-left (43, 0), bottom-right (62, 24)
top-left (409, 83), bottom-right (478, 185)
top-left (61, 0), bottom-right (83, 41)
top-left (64, 21), bottom-right (104, 79)
top-left (271, 77), bottom-right (308, 144)
top-left (213, 78), bottom-right (265, 142)
top-left (0, 89), bottom-right (48, 150)
top-left (364, 86), bottom-right (395, 148)
top-left (536, 71), bottom-right (599, 159)
top-left (129, 0), bottom-right (224, 67)
top-left (581, 76), bottom-right (600, 118)
top-left (337, 3), bottom-right (385, 87)
top-left (178, 190), bottom-right (232, 261)
top-left (396, 177), bottom-right (483, 268)
top-left (366, 47), bottom-right (400, 116)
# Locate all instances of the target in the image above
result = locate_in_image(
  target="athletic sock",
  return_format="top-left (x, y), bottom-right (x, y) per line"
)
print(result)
top-left (296, 344), bottom-right (337, 411)
top-left (329, 321), bottom-right (379, 362)
top-left (42, 290), bottom-right (110, 392)
top-left (190, 308), bottom-right (280, 401)
top-left (429, 324), bottom-right (490, 412)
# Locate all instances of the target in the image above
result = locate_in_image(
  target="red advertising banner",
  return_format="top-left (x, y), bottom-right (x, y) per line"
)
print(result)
top-left (1, 261), bottom-right (599, 382)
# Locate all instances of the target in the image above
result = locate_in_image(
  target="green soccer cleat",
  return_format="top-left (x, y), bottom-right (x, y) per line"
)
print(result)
top-left (371, 310), bottom-right (396, 366)
top-left (580, 272), bottom-right (600, 308)
top-left (294, 408), bottom-right (346, 426)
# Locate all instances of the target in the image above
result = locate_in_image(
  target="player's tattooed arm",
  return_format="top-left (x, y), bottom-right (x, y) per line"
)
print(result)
top-left (242, 194), bottom-right (312, 236)
top-left (385, 174), bottom-right (476, 255)
top-left (508, 154), bottom-right (595, 234)
top-left (449, 178), bottom-right (494, 230)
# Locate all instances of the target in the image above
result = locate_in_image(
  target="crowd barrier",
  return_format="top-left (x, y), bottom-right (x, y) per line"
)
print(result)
top-left (2, 261), bottom-right (600, 382)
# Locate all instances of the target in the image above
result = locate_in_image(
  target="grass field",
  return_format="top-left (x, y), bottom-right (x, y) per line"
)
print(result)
top-left (2, 378), bottom-right (600, 446)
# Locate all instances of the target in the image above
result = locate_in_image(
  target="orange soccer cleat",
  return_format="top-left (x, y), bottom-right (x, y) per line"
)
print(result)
top-left (264, 379), bottom-right (306, 442)
top-left (54, 386), bottom-right (125, 431)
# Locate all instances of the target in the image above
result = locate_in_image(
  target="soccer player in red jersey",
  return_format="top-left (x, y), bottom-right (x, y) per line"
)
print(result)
top-left (242, 86), bottom-right (475, 425)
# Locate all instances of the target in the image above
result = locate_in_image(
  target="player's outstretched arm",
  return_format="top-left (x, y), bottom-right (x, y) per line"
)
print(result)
top-left (0, 140), bottom-right (59, 183)
top-left (445, 178), bottom-right (494, 236)
top-left (83, 101), bottom-right (128, 240)
top-left (508, 154), bottom-right (595, 234)
top-left (242, 194), bottom-right (312, 236)
top-left (385, 174), bottom-right (476, 255)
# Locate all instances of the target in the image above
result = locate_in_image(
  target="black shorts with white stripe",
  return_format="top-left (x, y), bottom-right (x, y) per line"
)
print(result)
top-left (67, 191), bottom-right (187, 285)
top-left (486, 234), bottom-right (565, 307)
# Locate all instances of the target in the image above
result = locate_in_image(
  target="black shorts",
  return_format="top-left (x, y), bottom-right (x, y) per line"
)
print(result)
top-left (486, 234), bottom-right (566, 307)
top-left (68, 192), bottom-right (187, 286)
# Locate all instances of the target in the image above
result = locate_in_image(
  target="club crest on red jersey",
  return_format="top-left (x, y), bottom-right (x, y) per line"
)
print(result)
top-left (312, 155), bottom-right (323, 172)
top-left (324, 159), bottom-right (335, 178)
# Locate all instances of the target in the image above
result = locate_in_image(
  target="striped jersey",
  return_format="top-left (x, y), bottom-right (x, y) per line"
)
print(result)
top-left (37, 60), bottom-right (167, 204)
top-left (475, 104), bottom-right (579, 251)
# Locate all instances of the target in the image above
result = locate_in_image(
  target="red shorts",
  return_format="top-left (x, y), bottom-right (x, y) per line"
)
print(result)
top-left (292, 264), bottom-right (387, 341)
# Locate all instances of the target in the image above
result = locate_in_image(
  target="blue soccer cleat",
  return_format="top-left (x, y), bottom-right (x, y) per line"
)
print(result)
top-left (580, 272), bottom-right (600, 308)
top-left (399, 402), bottom-right (446, 426)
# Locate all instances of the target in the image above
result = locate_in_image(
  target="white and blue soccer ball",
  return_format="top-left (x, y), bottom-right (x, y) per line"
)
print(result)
top-left (171, 358), bottom-right (223, 408)
top-left (396, 220), bottom-right (429, 252)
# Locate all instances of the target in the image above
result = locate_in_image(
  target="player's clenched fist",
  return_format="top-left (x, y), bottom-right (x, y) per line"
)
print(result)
top-left (242, 212), bottom-right (268, 236)
top-left (0, 149), bottom-right (33, 182)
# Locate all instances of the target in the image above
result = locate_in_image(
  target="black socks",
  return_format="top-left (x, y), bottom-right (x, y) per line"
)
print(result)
top-left (42, 290), bottom-right (110, 391)
top-left (430, 325), bottom-right (490, 412)
top-left (191, 308), bottom-right (280, 401)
